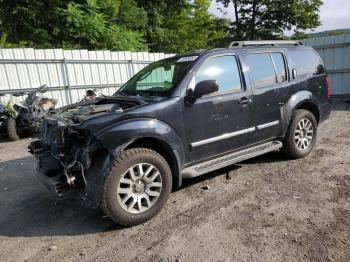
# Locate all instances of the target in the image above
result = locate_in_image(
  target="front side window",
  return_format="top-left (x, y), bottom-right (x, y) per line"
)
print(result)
top-left (192, 55), bottom-right (242, 94)
top-left (117, 56), bottom-right (195, 96)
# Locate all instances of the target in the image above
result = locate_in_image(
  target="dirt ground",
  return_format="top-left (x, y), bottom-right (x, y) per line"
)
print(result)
top-left (0, 103), bottom-right (349, 262)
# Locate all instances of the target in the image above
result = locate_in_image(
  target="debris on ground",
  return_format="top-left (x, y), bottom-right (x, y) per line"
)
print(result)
top-left (201, 185), bottom-right (210, 190)
top-left (48, 246), bottom-right (57, 251)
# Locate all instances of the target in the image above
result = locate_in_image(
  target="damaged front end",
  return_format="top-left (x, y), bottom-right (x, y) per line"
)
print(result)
top-left (29, 118), bottom-right (95, 197)
top-left (29, 97), bottom-right (146, 205)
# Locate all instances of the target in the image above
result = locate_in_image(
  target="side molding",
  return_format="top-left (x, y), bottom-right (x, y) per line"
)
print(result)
top-left (191, 127), bottom-right (255, 148)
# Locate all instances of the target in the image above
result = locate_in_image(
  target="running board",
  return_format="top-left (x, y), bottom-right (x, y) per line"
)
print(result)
top-left (182, 141), bottom-right (283, 179)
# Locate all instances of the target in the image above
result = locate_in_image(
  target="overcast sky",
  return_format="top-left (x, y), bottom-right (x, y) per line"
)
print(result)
top-left (209, 0), bottom-right (350, 33)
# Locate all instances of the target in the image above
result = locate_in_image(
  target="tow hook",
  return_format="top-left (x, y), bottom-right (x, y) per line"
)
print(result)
top-left (55, 151), bottom-right (88, 190)
top-left (64, 168), bottom-right (76, 186)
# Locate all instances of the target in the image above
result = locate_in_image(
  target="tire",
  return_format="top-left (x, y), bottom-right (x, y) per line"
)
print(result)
top-left (282, 109), bottom-right (317, 159)
top-left (102, 148), bottom-right (172, 226)
top-left (6, 118), bottom-right (20, 141)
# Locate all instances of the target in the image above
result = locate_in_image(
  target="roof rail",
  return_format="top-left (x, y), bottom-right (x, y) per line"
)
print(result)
top-left (229, 40), bottom-right (303, 48)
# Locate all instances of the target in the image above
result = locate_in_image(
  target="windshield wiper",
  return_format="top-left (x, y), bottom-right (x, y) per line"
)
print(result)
top-left (116, 90), bottom-right (156, 98)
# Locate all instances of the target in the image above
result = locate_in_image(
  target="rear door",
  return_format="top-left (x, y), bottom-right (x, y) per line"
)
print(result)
top-left (244, 51), bottom-right (289, 143)
top-left (183, 53), bottom-right (255, 163)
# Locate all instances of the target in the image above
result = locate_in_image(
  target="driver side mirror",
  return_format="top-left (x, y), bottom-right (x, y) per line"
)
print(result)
top-left (193, 80), bottom-right (219, 98)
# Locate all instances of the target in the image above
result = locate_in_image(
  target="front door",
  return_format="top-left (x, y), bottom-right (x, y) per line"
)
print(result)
top-left (183, 54), bottom-right (255, 163)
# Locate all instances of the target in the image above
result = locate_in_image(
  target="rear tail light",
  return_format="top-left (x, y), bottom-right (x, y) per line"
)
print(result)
top-left (325, 76), bottom-right (330, 99)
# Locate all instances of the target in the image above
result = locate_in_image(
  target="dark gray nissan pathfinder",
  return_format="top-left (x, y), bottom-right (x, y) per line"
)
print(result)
top-left (29, 40), bottom-right (331, 226)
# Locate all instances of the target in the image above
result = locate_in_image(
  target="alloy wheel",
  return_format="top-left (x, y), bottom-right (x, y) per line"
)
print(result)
top-left (117, 163), bottom-right (162, 214)
top-left (294, 118), bottom-right (314, 150)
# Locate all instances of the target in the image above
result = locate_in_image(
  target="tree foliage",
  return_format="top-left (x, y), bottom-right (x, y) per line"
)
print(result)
top-left (0, 0), bottom-right (322, 52)
top-left (142, 0), bottom-right (230, 53)
top-left (0, 0), bottom-right (229, 52)
top-left (217, 0), bottom-right (322, 40)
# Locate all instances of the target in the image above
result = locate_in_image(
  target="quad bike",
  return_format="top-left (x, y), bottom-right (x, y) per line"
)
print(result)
top-left (4, 85), bottom-right (57, 140)
top-left (0, 101), bottom-right (17, 140)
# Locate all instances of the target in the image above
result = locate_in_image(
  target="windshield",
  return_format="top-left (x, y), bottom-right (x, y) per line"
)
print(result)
top-left (115, 56), bottom-right (196, 97)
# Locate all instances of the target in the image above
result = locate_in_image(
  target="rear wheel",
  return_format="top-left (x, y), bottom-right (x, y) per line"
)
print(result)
top-left (102, 148), bottom-right (172, 226)
top-left (6, 118), bottom-right (20, 141)
top-left (282, 109), bottom-right (317, 158)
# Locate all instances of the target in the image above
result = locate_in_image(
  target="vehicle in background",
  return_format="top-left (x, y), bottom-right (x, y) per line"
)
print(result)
top-left (6, 85), bottom-right (57, 140)
top-left (81, 88), bottom-right (106, 102)
top-left (29, 40), bottom-right (331, 226)
top-left (0, 101), bottom-right (17, 140)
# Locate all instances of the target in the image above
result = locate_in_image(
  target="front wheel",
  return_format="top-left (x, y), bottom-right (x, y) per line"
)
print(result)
top-left (102, 148), bottom-right (172, 226)
top-left (6, 117), bottom-right (20, 141)
top-left (282, 109), bottom-right (318, 159)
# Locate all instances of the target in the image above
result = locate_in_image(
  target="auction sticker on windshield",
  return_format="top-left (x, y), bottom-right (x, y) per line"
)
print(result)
top-left (177, 56), bottom-right (198, 62)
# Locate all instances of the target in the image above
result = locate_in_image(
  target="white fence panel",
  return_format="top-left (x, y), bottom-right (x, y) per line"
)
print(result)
top-left (0, 48), bottom-right (174, 107)
top-left (304, 35), bottom-right (350, 97)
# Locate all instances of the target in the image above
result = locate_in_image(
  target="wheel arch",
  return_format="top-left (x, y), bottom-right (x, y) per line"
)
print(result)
top-left (85, 118), bottom-right (185, 206)
top-left (295, 102), bottom-right (320, 124)
top-left (281, 90), bottom-right (320, 136)
top-left (124, 137), bottom-right (181, 188)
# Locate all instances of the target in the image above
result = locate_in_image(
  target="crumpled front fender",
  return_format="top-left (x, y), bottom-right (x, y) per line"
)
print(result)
top-left (94, 118), bottom-right (184, 158)
top-left (84, 118), bottom-right (185, 206)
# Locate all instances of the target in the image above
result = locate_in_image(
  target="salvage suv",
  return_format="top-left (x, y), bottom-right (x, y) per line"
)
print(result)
top-left (29, 40), bottom-right (331, 226)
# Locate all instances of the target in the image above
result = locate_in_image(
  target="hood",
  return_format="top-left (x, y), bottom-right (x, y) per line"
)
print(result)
top-left (52, 96), bottom-right (149, 124)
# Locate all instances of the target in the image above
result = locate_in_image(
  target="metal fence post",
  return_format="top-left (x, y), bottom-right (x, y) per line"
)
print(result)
top-left (63, 58), bottom-right (73, 104)
top-left (128, 59), bottom-right (135, 78)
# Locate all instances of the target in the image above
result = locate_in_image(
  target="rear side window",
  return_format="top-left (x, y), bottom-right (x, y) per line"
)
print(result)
top-left (291, 50), bottom-right (325, 76)
top-left (271, 53), bottom-right (287, 83)
top-left (247, 53), bottom-right (277, 87)
top-left (194, 55), bottom-right (242, 93)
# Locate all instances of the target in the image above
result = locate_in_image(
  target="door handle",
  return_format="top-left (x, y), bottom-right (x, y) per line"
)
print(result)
top-left (238, 97), bottom-right (251, 105)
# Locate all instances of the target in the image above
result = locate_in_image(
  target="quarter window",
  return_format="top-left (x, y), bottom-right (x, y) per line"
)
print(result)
top-left (291, 50), bottom-right (325, 76)
top-left (193, 55), bottom-right (242, 94)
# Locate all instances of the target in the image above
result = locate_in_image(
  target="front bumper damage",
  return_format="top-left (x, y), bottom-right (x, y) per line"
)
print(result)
top-left (29, 118), bottom-right (113, 207)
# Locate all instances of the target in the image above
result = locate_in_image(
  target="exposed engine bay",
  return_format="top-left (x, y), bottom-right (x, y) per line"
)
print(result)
top-left (53, 97), bottom-right (146, 124)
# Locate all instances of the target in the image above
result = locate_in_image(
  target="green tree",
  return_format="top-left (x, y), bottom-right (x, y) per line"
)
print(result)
top-left (0, 0), bottom-right (71, 47)
top-left (0, 0), bottom-right (146, 50)
top-left (0, 0), bottom-right (230, 52)
top-left (135, 0), bottom-right (230, 53)
top-left (217, 0), bottom-right (322, 40)
top-left (61, 0), bottom-right (145, 50)
top-left (291, 31), bottom-right (309, 40)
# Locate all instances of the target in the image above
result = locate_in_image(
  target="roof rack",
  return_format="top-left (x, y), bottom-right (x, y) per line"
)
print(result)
top-left (229, 40), bottom-right (303, 48)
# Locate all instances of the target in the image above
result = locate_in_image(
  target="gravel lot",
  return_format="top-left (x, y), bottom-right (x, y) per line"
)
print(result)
top-left (0, 103), bottom-right (349, 262)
